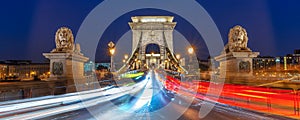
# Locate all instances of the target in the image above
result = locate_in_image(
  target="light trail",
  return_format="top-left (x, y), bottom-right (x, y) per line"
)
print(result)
top-left (0, 71), bottom-right (297, 119)
top-left (0, 78), bottom-right (149, 120)
top-left (232, 93), bottom-right (267, 99)
top-left (243, 90), bottom-right (277, 95)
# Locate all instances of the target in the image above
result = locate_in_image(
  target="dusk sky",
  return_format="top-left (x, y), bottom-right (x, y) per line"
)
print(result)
top-left (0, 0), bottom-right (299, 62)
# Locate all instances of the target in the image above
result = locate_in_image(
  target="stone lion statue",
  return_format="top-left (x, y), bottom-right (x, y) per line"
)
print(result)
top-left (52, 27), bottom-right (74, 52)
top-left (223, 25), bottom-right (251, 53)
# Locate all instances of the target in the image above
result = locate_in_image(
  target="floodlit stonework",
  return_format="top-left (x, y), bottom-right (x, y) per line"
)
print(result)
top-left (222, 25), bottom-right (251, 54)
top-left (119, 16), bottom-right (186, 73)
top-left (43, 27), bottom-right (89, 93)
top-left (129, 16), bottom-right (176, 60)
top-left (215, 25), bottom-right (259, 81)
top-left (51, 27), bottom-right (74, 53)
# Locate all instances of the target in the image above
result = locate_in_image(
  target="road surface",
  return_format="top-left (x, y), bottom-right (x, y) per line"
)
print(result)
top-left (43, 70), bottom-right (292, 120)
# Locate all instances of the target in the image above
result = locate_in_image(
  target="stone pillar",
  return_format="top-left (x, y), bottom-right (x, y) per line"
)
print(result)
top-left (215, 25), bottom-right (260, 83)
top-left (43, 53), bottom-right (89, 93)
top-left (215, 52), bottom-right (259, 80)
top-left (43, 27), bottom-right (89, 93)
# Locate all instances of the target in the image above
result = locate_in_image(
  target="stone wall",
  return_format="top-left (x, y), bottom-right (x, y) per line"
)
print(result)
top-left (0, 81), bottom-right (66, 101)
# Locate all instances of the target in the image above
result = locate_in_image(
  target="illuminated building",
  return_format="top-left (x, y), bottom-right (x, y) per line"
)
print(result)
top-left (84, 61), bottom-right (95, 75)
top-left (275, 57), bottom-right (280, 70)
top-left (283, 54), bottom-right (298, 70)
top-left (293, 49), bottom-right (300, 65)
top-left (0, 60), bottom-right (49, 80)
top-left (253, 53), bottom-right (299, 71)
top-left (84, 61), bottom-right (112, 76)
top-left (0, 62), bottom-right (8, 79)
top-left (95, 62), bottom-right (110, 70)
top-left (284, 57), bottom-right (287, 70)
top-left (252, 56), bottom-right (276, 70)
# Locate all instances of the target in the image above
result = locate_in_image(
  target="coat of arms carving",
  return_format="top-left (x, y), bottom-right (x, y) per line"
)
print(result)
top-left (52, 62), bottom-right (63, 75)
top-left (239, 61), bottom-right (250, 72)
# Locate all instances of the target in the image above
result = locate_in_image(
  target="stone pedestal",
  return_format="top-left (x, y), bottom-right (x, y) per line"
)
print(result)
top-left (215, 52), bottom-right (259, 81)
top-left (43, 52), bottom-right (89, 93)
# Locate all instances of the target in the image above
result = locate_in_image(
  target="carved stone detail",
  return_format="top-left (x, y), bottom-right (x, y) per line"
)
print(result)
top-left (52, 62), bottom-right (63, 75)
top-left (51, 27), bottom-right (74, 53)
top-left (223, 25), bottom-right (251, 53)
top-left (239, 61), bottom-right (250, 72)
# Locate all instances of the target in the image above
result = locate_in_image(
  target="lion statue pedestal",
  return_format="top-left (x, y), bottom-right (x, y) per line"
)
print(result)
top-left (215, 52), bottom-right (259, 82)
top-left (43, 27), bottom-right (89, 93)
top-left (215, 25), bottom-right (259, 83)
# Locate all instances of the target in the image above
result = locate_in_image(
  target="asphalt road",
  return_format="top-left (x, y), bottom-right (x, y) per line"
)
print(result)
top-left (44, 70), bottom-right (294, 120)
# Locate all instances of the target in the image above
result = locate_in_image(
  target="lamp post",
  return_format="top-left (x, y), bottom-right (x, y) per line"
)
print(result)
top-left (188, 47), bottom-right (194, 62)
top-left (124, 54), bottom-right (128, 60)
top-left (187, 47), bottom-right (194, 72)
top-left (108, 41), bottom-right (115, 72)
top-left (176, 54), bottom-right (181, 60)
top-left (123, 54), bottom-right (128, 64)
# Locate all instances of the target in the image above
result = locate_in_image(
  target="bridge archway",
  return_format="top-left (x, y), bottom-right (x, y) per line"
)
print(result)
top-left (145, 43), bottom-right (161, 68)
top-left (118, 16), bottom-right (186, 73)
top-left (145, 43), bottom-right (160, 54)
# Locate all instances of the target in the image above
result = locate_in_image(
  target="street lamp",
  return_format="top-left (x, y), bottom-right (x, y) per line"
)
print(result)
top-left (124, 54), bottom-right (128, 60)
top-left (176, 54), bottom-right (181, 60)
top-left (109, 48), bottom-right (115, 55)
top-left (188, 47), bottom-right (194, 54)
top-left (108, 41), bottom-right (115, 72)
top-left (123, 54), bottom-right (128, 64)
top-left (188, 47), bottom-right (194, 62)
top-left (187, 47), bottom-right (194, 73)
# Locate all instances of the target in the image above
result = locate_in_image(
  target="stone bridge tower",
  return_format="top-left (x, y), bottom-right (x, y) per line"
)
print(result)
top-left (129, 16), bottom-right (176, 68)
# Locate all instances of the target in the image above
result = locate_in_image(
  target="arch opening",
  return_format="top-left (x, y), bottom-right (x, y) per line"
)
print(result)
top-left (145, 43), bottom-right (160, 54)
top-left (145, 43), bottom-right (161, 68)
